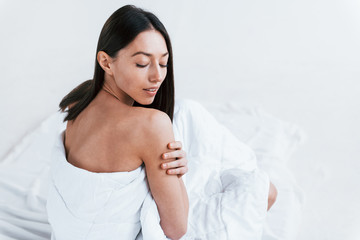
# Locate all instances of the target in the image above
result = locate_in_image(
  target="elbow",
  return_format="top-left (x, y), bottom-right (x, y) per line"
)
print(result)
top-left (267, 182), bottom-right (278, 211)
top-left (166, 228), bottom-right (187, 240)
top-left (162, 221), bottom-right (188, 240)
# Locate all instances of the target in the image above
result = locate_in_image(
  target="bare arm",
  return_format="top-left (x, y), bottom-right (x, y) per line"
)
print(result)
top-left (139, 110), bottom-right (189, 240)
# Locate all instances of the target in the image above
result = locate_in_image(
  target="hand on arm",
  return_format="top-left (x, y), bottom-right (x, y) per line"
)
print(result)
top-left (140, 111), bottom-right (189, 240)
top-left (161, 141), bottom-right (188, 178)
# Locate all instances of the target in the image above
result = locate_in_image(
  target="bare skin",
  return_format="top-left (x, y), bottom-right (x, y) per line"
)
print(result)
top-left (65, 29), bottom-right (188, 239)
top-left (268, 182), bottom-right (278, 210)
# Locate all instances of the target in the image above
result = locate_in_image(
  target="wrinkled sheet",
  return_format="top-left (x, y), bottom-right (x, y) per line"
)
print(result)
top-left (0, 99), bottom-right (304, 239)
top-left (172, 99), bottom-right (269, 239)
top-left (204, 102), bottom-right (305, 240)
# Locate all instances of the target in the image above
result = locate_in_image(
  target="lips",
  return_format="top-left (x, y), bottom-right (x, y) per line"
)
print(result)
top-left (144, 88), bottom-right (157, 92)
top-left (143, 87), bottom-right (159, 96)
top-left (143, 87), bottom-right (159, 92)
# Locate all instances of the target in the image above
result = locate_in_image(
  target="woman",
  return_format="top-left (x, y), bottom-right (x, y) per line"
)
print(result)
top-left (47, 5), bottom-right (188, 240)
top-left (46, 4), bottom-right (277, 240)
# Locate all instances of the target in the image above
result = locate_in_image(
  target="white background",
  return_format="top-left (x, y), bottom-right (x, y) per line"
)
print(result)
top-left (1, 0), bottom-right (360, 239)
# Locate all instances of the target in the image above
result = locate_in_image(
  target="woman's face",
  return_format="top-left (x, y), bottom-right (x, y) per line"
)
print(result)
top-left (107, 29), bottom-right (169, 106)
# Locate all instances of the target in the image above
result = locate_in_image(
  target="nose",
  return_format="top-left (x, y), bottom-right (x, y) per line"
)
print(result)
top-left (149, 64), bottom-right (164, 83)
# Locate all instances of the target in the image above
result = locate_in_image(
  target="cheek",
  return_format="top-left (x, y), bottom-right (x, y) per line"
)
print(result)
top-left (130, 70), bottom-right (147, 85)
top-left (124, 71), bottom-right (148, 92)
top-left (114, 67), bottom-right (140, 86)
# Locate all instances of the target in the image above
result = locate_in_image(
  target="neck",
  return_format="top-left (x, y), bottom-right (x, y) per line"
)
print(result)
top-left (102, 83), bottom-right (121, 101)
top-left (102, 77), bottom-right (134, 106)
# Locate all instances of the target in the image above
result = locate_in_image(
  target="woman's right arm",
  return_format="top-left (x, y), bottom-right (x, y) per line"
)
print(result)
top-left (139, 110), bottom-right (189, 240)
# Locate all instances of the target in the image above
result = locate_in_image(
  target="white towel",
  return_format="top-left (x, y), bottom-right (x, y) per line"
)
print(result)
top-left (47, 131), bottom-right (150, 239)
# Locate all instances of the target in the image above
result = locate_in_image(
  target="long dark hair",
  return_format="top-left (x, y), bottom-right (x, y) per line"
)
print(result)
top-left (59, 5), bottom-right (175, 122)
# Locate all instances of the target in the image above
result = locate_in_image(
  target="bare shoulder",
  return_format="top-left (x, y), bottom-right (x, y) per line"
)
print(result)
top-left (132, 107), bottom-right (174, 158)
top-left (132, 107), bottom-right (173, 133)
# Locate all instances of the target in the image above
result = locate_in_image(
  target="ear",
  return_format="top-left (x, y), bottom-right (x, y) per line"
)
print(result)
top-left (97, 51), bottom-right (114, 76)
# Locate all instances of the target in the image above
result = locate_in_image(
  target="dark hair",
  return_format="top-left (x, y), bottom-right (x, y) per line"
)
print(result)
top-left (59, 5), bottom-right (174, 121)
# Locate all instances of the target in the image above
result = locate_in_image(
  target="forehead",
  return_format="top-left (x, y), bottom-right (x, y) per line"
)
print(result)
top-left (123, 29), bottom-right (168, 57)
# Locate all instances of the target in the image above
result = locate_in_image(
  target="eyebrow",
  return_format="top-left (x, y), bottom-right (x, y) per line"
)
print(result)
top-left (131, 51), bottom-right (169, 57)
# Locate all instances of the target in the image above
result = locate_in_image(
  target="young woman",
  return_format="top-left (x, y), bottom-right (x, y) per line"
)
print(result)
top-left (46, 4), bottom-right (277, 240)
top-left (47, 5), bottom-right (188, 240)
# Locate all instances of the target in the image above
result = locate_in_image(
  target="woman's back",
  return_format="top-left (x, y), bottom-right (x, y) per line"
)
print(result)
top-left (64, 91), bottom-right (146, 173)
top-left (49, 91), bottom-right (188, 239)
top-left (47, 124), bottom-right (149, 240)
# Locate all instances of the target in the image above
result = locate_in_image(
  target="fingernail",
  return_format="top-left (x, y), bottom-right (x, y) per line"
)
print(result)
top-left (162, 163), bottom-right (167, 168)
top-left (163, 154), bottom-right (168, 158)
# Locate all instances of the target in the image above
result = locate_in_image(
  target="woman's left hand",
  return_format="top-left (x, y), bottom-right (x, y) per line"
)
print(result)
top-left (161, 141), bottom-right (188, 178)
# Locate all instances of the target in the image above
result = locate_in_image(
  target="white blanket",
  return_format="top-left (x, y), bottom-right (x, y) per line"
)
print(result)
top-left (0, 99), bottom-right (304, 239)
top-left (173, 99), bottom-right (269, 239)
top-left (47, 131), bottom-right (150, 239)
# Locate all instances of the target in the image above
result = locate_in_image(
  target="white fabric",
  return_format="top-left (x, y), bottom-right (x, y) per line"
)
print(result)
top-left (173, 99), bottom-right (269, 239)
top-left (204, 102), bottom-right (306, 240)
top-left (0, 99), bottom-right (304, 239)
top-left (47, 131), bottom-right (149, 240)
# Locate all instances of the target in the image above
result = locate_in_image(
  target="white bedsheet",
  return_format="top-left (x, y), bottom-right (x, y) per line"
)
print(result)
top-left (0, 99), bottom-right (305, 239)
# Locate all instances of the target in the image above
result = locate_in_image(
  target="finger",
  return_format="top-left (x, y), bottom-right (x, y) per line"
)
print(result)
top-left (162, 149), bottom-right (186, 160)
top-left (167, 166), bottom-right (188, 175)
top-left (167, 141), bottom-right (182, 150)
top-left (161, 158), bottom-right (186, 169)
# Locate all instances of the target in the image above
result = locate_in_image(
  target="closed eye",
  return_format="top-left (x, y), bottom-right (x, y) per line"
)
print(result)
top-left (136, 63), bottom-right (167, 68)
top-left (136, 63), bottom-right (148, 68)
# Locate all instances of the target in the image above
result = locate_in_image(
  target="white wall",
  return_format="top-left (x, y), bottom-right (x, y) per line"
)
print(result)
top-left (1, 0), bottom-right (360, 239)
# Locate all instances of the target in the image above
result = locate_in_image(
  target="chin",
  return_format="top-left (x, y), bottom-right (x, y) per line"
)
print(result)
top-left (137, 98), bottom-right (155, 106)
